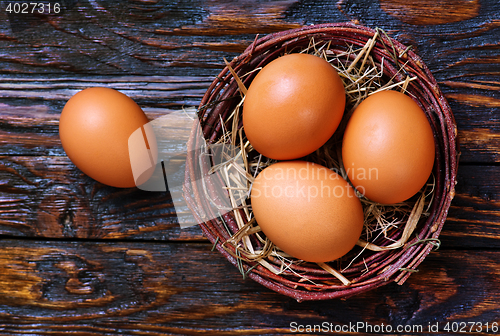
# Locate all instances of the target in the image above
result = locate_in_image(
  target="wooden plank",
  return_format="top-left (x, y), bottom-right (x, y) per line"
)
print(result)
top-left (0, 75), bottom-right (212, 109)
top-left (0, 0), bottom-right (497, 333)
top-left (0, 239), bottom-right (498, 334)
top-left (1, 0), bottom-right (499, 163)
top-left (0, 76), bottom-right (212, 158)
top-left (379, 0), bottom-right (480, 25)
top-left (1, 155), bottom-right (498, 247)
top-left (0, 0), bottom-right (304, 76)
top-left (441, 165), bottom-right (500, 248)
top-left (0, 154), bottom-right (204, 241)
top-left (0, 0), bottom-right (498, 76)
top-left (0, 2), bottom-right (499, 163)
top-left (0, 75), bottom-right (498, 162)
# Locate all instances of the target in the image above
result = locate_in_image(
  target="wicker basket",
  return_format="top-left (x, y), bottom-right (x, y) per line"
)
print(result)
top-left (184, 22), bottom-right (459, 301)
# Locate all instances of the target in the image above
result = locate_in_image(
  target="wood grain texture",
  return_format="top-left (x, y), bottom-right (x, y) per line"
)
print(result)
top-left (379, 0), bottom-right (480, 25)
top-left (157, 0), bottom-right (302, 36)
top-left (0, 155), bottom-right (204, 240)
top-left (0, 0), bottom-right (303, 76)
top-left (0, 156), bottom-right (497, 246)
top-left (0, 0), bottom-right (499, 333)
top-left (443, 166), bottom-right (500, 248)
top-left (0, 75), bottom-right (498, 161)
top-left (0, 240), bottom-right (498, 334)
top-left (0, 0), bottom-right (497, 76)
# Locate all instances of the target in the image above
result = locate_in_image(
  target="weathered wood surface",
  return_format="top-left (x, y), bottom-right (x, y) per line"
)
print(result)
top-left (1, 156), bottom-right (499, 247)
top-left (0, 75), bottom-right (498, 162)
top-left (0, 240), bottom-right (499, 335)
top-left (0, 0), bottom-right (499, 334)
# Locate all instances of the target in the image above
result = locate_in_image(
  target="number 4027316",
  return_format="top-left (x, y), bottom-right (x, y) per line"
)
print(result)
top-left (443, 322), bottom-right (498, 333)
top-left (5, 2), bottom-right (61, 14)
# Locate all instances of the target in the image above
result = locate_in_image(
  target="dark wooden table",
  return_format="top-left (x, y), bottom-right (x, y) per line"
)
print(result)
top-left (1, 1), bottom-right (499, 335)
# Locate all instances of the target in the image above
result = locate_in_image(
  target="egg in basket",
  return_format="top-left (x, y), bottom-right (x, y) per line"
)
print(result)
top-left (183, 22), bottom-right (458, 301)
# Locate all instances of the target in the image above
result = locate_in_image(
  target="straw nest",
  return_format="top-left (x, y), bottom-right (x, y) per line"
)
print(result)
top-left (184, 22), bottom-right (459, 301)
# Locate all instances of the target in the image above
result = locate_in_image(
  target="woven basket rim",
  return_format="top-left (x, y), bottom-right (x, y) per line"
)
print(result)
top-left (184, 22), bottom-right (459, 301)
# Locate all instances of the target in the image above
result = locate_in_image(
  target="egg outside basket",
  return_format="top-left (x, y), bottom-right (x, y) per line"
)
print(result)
top-left (184, 22), bottom-right (459, 301)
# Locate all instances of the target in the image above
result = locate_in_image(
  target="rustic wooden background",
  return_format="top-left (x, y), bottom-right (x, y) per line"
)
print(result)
top-left (0, 0), bottom-right (499, 335)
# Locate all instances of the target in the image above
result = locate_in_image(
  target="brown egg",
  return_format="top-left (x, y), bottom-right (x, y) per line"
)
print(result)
top-left (342, 90), bottom-right (435, 204)
top-left (250, 161), bottom-right (364, 263)
top-left (59, 87), bottom-right (153, 188)
top-left (243, 53), bottom-right (346, 160)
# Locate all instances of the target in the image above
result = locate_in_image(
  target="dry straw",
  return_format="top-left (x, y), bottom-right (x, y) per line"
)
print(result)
top-left (184, 22), bottom-right (459, 301)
